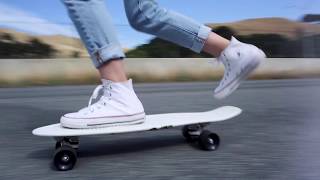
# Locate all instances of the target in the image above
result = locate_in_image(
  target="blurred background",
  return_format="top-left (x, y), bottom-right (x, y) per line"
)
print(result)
top-left (1, 1), bottom-right (320, 179)
top-left (0, 0), bottom-right (319, 86)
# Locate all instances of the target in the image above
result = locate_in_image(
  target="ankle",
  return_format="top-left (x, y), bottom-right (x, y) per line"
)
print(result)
top-left (203, 32), bottom-right (230, 57)
top-left (98, 59), bottom-right (128, 82)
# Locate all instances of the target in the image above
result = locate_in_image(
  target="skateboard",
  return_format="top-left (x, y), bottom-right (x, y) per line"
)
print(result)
top-left (32, 106), bottom-right (241, 171)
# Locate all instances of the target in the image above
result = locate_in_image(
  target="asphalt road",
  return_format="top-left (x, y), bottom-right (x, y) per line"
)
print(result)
top-left (1, 79), bottom-right (320, 180)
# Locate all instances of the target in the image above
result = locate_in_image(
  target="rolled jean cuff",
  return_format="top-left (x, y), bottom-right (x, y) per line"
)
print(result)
top-left (190, 25), bottom-right (212, 53)
top-left (91, 44), bottom-right (126, 68)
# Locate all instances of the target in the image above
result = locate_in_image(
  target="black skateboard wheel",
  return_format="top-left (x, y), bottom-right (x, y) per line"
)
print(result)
top-left (198, 130), bottom-right (220, 151)
top-left (53, 145), bottom-right (77, 171)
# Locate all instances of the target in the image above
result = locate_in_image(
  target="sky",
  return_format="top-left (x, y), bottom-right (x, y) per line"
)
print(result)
top-left (0, 0), bottom-right (319, 48)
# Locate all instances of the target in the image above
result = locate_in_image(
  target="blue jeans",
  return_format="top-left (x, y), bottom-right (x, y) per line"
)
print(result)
top-left (62, 0), bottom-right (212, 68)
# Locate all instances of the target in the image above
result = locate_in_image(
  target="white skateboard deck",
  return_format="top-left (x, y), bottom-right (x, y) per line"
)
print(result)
top-left (32, 106), bottom-right (241, 137)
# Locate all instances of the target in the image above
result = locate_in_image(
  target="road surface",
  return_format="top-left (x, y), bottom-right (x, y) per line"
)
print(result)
top-left (1, 79), bottom-right (320, 179)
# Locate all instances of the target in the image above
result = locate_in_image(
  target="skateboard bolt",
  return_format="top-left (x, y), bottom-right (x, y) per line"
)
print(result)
top-left (62, 155), bottom-right (69, 162)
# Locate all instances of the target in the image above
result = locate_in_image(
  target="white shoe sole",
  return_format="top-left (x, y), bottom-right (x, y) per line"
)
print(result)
top-left (61, 112), bottom-right (146, 129)
top-left (214, 50), bottom-right (265, 99)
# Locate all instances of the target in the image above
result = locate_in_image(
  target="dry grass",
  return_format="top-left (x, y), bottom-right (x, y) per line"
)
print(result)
top-left (0, 58), bottom-right (320, 87)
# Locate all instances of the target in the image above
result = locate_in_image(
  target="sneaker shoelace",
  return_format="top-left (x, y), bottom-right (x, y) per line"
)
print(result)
top-left (215, 54), bottom-right (231, 86)
top-left (86, 83), bottom-right (113, 113)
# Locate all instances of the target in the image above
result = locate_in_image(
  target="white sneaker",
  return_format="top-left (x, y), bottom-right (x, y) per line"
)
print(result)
top-left (214, 37), bottom-right (266, 99)
top-left (60, 79), bottom-right (145, 128)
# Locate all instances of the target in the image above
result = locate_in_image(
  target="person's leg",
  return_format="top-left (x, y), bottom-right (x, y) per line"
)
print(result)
top-left (98, 60), bottom-right (127, 82)
top-left (124, 0), bottom-right (265, 99)
top-left (203, 33), bottom-right (230, 57)
top-left (63, 0), bottom-right (127, 82)
top-left (60, 0), bottom-right (145, 129)
top-left (124, 0), bottom-right (212, 54)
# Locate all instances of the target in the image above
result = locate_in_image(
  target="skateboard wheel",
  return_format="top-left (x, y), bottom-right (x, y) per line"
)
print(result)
top-left (182, 125), bottom-right (202, 142)
top-left (198, 130), bottom-right (220, 151)
top-left (53, 145), bottom-right (77, 171)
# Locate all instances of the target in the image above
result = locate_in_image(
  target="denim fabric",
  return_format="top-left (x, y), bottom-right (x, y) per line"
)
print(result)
top-left (62, 0), bottom-right (125, 68)
top-left (124, 0), bottom-right (211, 53)
top-left (62, 0), bottom-right (212, 68)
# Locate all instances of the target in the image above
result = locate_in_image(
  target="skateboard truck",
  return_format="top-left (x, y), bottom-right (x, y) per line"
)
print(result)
top-left (182, 123), bottom-right (220, 150)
